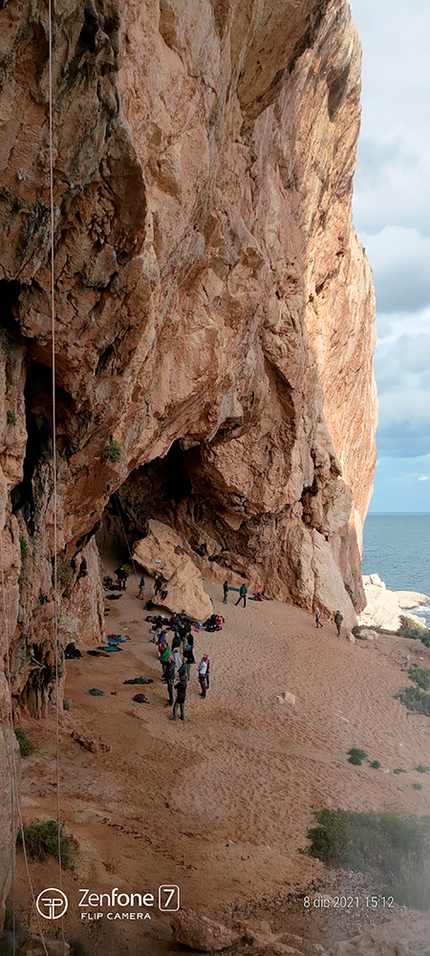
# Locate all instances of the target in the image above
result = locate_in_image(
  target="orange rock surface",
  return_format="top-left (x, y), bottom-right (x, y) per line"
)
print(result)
top-left (0, 0), bottom-right (376, 925)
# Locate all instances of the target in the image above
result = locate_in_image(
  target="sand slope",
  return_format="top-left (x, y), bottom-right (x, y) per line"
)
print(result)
top-left (10, 569), bottom-right (430, 954)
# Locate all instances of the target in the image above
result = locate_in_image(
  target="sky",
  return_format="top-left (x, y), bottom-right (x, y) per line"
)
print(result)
top-left (348, 0), bottom-right (430, 512)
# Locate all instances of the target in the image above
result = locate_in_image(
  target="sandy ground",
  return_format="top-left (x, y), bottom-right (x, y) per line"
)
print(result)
top-left (7, 561), bottom-right (430, 955)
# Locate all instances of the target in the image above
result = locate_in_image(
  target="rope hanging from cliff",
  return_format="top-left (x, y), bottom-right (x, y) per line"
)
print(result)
top-left (47, 1), bottom-right (67, 953)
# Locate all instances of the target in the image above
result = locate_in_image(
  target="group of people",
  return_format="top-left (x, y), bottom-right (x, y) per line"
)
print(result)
top-left (148, 611), bottom-right (211, 721)
top-left (223, 581), bottom-right (248, 606)
top-left (313, 605), bottom-right (344, 636)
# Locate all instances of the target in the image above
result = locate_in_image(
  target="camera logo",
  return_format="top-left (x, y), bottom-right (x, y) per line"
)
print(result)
top-left (36, 888), bottom-right (69, 920)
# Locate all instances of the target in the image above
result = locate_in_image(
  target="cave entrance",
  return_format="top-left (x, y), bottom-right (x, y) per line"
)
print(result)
top-left (96, 439), bottom-right (234, 571)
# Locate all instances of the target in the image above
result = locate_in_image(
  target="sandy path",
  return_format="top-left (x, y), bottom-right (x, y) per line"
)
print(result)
top-left (10, 565), bottom-right (430, 954)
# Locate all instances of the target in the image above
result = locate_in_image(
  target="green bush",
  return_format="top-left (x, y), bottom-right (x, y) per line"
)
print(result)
top-left (56, 561), bottom-right (74, 596)
top-left (395, 686), bottom-right (430, 717)
top-left (19, 535), bottom-right (29, 560)
top-left (408, 665), bottom-right (430, 690)
top-left (305, 807), bottom-right (430, 909)
top-left (103, 439), bottom-right (122, 463)
top-left (17, 820), bottom-right (72, 868)
top-left (413, 782), bottom-right (423, 791)
top-left (347, 747), bottom-right (368, 766)
top-left (415, 765), bottom-right (429, 774)
top-left (6, 410), bottom-right (16, 425)
top-left (14, 728), bottom-right (34, 757)
top-left (369, 760), bottom-right (381, 770)
top-left (393, 767), bottom-right (407, 774)
top-left (398, 616), bottom-right (430, 647)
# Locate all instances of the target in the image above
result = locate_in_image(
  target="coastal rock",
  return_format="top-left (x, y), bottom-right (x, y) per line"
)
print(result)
top-left (359, 575), bottom-right (429, 631)
top-left (394, 590), bottom-right (430, 609)
top-left (171, 907), bottom-right (240, 951)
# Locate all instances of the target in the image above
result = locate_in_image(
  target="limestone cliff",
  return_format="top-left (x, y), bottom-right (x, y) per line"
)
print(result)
top-left (0, 0), bottom-right (376, 923)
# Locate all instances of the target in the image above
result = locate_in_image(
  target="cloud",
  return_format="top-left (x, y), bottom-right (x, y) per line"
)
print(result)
top-left (360, 227), bottom-right (430, 313)
top-left (350, 0), bottom-right (430, 234)
top-left (418, 476), bottom-right (429, 481)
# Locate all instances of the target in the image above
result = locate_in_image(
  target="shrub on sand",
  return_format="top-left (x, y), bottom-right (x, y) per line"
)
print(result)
top-left (306, 807), bottom-right (430, 909)
top-left (347, 747), bottom-right (368, 766)
top-left (17, 820), bottom-right (72, 868)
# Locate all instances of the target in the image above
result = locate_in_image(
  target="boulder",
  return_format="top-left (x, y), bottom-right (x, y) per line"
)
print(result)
top-left (133, 520), bottom-right (212, 620)
top-left (158, 560), bottom-right (212, 622)
top-left (358, 576), bottom-right (402, 631)
top-left (359, 576), bottom-right (429, 631)
top-left (171, 908), bottom-right (241, 952)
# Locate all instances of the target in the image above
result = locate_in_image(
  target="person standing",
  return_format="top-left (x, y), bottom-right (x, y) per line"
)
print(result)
top-left (137, 574), bottom-right (145, 599)
top-left (202, 653), bottom-right (210, 691)
top-left (235, 583), bottom-right (247, 607)
top-left (154, 575), bottom-right (163, 597)
top-left (159, 641), bottom-right (171, 681)
top-left (165, 655), bottom-right (176, 706)
top-left (197, 656), bottom-right (208, 699)
top-left (313, 605), bottom-right (323, 628)
top-left (115, 566), bottom-right (128, 590)
top-left (334, 610), bottom-right (343, 638)
top-left (184, 643), bottom-right (195, 681)
top-left (172, 676), bottom-right (187, 721)
top-left (223, 580), bottom-right (229, 604)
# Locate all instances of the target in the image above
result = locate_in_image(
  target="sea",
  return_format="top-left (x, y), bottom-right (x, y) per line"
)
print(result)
top-left (362, 513), bottom-right (430, 627)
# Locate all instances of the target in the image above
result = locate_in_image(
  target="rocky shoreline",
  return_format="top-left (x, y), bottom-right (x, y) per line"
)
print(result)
top-left (358, 574), bottom-right (430, 631)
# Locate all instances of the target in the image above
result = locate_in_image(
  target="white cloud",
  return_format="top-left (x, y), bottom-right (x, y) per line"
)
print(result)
top-left (418, 476), bottom-right (429, 482)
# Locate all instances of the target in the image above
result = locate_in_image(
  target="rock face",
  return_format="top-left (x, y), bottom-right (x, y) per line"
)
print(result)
top-left (0, 0), bottom-right (376, 928)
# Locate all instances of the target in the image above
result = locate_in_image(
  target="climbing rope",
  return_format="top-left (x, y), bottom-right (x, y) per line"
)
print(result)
top-left (47, 0), bottom-right (67, 952)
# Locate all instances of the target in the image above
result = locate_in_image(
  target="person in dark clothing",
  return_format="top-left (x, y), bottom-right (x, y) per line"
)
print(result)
top-left (334, 610), bottom-right (343, 637)
top-left (184, 643), bottom-right (195, 680)
top-left (154, 576), bottom-right (163, 597)
top-left (115, 567), bottom-right (128, 590)
top-left (165, 655), bottom-right (176, 706)
top-left (172, 677), bottom-right (187, 721)
top-left (235, 583), bottom-right (247, 607)
top-left (77, 557), bottom-right (88, 581)
top-left (223, 580), bottom-right (229, 604)
top-left (137, 574), bottom-right (145, 598)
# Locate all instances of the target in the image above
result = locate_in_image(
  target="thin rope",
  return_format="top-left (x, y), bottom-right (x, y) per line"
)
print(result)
top-left (112, 493), bottom-right (141, 583)
top-left (47, 2), bottom-right (67, 952)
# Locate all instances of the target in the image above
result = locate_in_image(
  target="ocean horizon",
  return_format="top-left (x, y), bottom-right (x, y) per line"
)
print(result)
top-left (362, 512), bottom-right (430, 626)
